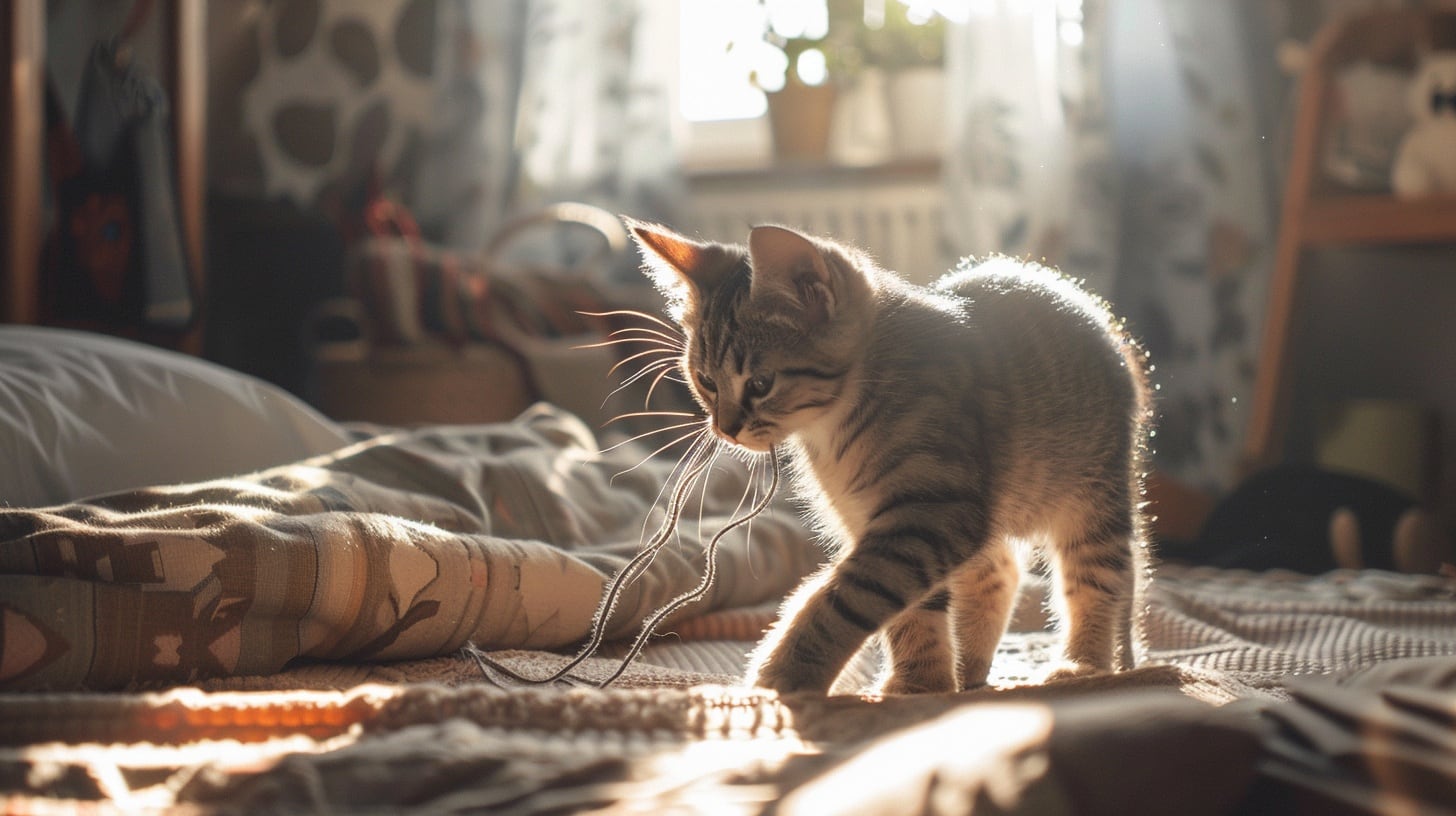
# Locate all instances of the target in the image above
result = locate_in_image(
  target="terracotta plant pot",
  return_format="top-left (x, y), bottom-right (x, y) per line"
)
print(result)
top-left (767, 80), bottom-right (837, 162)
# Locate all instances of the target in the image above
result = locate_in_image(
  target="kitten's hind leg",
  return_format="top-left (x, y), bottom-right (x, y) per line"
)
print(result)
top-left (1111, 528), bottom-right (1150, 672)
top-left (1046, 509), bottom-right (1136, 681)
top-left (1113, 577), bottom-right (1136, 671)
top-left (948, 539), bottom-right (1020, 689)
top-left (877, 588), bottom-right (956, 695)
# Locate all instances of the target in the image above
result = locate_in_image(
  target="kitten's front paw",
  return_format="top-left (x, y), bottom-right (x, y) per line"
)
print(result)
top-left (743, 661), bottom-right (827, 694)
top-left (877, 667), bottom-right (958, 696)
top-left (1042, 661), bottom-right (1108, 684)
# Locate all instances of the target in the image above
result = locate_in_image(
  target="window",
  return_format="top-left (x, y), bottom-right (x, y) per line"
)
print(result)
top-left (679, 0), bottom-right (775, 122)
top-left (676, 1), bottom-right (967, 167)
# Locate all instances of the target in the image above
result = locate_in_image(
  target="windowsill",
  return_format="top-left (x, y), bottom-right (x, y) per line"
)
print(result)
top-left (678, 117), bottom-right (775, 171)
top-left (679, 117), bottom-right (942, 182)
top-left (685, 156), bottom-right (942, 184)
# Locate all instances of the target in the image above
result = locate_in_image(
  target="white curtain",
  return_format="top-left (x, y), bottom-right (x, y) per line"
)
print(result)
top-left (941, 0), bottom-right (1119, 297)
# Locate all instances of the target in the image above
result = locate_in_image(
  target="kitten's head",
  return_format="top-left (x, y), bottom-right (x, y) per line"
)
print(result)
top-left (626, 219), bottom-right (871, 452)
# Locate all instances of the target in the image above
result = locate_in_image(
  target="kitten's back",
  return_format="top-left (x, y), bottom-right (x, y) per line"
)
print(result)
top-left (864, 256), bottom-right (1149, 538)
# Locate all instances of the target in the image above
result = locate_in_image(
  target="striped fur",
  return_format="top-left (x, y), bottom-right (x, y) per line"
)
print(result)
top-left (629, 221), bottom-right (1153, 694)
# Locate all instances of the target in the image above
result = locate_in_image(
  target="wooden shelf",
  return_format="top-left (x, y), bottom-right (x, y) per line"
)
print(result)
top-left (1302, 194), bottom-right (1456, 246)
top-left (1242, 7), bottom-right (1456, 475)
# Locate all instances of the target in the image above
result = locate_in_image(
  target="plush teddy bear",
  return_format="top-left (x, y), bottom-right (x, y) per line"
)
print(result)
top-left (1391, 52), bottom-right (1456, 197)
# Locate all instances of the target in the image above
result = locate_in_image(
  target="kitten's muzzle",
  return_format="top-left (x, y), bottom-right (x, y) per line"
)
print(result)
top-left (712, 421), bottom-right (744, 445)
top-left (712, 404), bottom-right (745, 441)
top-left (716, 426), bottom-right (773, 453)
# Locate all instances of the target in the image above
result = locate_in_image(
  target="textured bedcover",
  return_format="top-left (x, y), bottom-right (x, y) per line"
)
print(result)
top-left (4, 406), bottom-right (1456, 813)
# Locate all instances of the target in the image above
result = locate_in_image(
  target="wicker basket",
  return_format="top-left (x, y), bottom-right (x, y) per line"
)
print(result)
top-left (309, 313), bottom-right (533, 426)
top-left (307, 203), bottom-right (674, 428)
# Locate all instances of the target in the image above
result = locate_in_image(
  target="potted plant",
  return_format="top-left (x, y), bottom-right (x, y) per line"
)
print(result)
top-left (745, 1), bottom-right (949, 162)
top-left (744, 0), bottom-right (863, 161)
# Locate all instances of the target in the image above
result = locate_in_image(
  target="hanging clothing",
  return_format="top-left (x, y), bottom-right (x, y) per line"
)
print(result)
top-left (44, 40), bottom-right (195, 332)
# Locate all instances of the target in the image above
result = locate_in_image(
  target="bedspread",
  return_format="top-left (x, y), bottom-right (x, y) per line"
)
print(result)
top-left (0, 404), bottom-right (821, 692)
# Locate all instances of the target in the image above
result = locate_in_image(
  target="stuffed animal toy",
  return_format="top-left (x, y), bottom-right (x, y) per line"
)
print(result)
top-left (1391, 52), bottom-right (1456, 197)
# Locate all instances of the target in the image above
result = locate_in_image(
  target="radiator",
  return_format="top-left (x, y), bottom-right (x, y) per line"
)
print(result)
top-left (684, 167), bottom-right (948, 287)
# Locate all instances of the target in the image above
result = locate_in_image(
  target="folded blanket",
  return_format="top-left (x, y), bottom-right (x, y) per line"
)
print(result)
top-left (0, 405), bottom-right (822, 691)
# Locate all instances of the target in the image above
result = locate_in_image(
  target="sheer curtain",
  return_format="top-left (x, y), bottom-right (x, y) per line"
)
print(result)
top-left (941, 0), bottom-right (1120, 297)
top-left (942, 0), bottom-right (1279, 491)
top-left (414, 0), bottom-right (681, 253)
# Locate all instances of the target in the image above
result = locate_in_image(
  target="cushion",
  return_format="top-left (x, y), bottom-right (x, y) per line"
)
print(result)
top-left (0, 326), bottom-right (351, 506)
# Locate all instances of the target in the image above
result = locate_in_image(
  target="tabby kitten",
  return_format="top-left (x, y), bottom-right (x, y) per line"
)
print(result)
top-left (627, 219), bottom-right (1152, 695)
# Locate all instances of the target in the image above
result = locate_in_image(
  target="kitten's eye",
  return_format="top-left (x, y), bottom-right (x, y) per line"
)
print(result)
top-left (746, 374), bottom-right (775, 398)
top-left (696, 373), bottom-right (717, 393)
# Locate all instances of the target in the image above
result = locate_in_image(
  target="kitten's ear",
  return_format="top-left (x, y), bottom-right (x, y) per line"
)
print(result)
top-left (748, 225), bottom-right (835, 325)
top-left (624, 217), bottom-right (711, 297)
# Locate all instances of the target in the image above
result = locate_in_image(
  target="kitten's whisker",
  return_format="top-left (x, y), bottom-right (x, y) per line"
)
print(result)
top-left (607, 326), bottom-right (684, 347)
top-left (464, 435), bottom-right (715, 689)
top-left (643, 364), bottom-right (682, 409)
top-left (610, 423), bottom-right (712, 482)
top-left (461, 642), bottom-right (594, 688)
top-left (573, 336), bottom-right (678, 351)
top-left (577, 309), bottom-right (683, 336)
top-left (708, 453), bottom-right (758, 558)
top-left (737, 456), bottom-right (771, 581)
top-left (608, 347), bottom-right (681, 378)
top-left (608, 361), bottom-right (687, 393)
top-left (725, 456), bottom-right (758, 522)
top-left (599, 420), bottom-right (705, 455)
top-left (616, 357), bottom-right (679, 388)
top-left (603, 410), bottom-right (697, 427)
top-left (601, 359), bottom-right (682, 408)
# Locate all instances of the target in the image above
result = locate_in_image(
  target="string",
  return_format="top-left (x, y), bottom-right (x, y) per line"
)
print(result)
top-left (467, 446), bottom-right (780, 688)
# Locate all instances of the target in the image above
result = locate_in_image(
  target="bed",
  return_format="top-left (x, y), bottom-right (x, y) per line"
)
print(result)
top-left (3, 326), bottom-right (1456, 814)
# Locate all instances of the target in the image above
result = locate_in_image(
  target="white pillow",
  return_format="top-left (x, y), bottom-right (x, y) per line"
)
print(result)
top-left (0, 326), bottom-right (352, 507)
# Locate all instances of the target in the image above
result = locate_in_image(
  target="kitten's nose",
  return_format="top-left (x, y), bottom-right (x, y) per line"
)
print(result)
top-left (715, 407), bottom-right (744, 442)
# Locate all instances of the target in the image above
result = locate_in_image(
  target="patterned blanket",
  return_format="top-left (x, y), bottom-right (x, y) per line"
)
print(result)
top-left (0, 404), bottom-right (820, 692)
